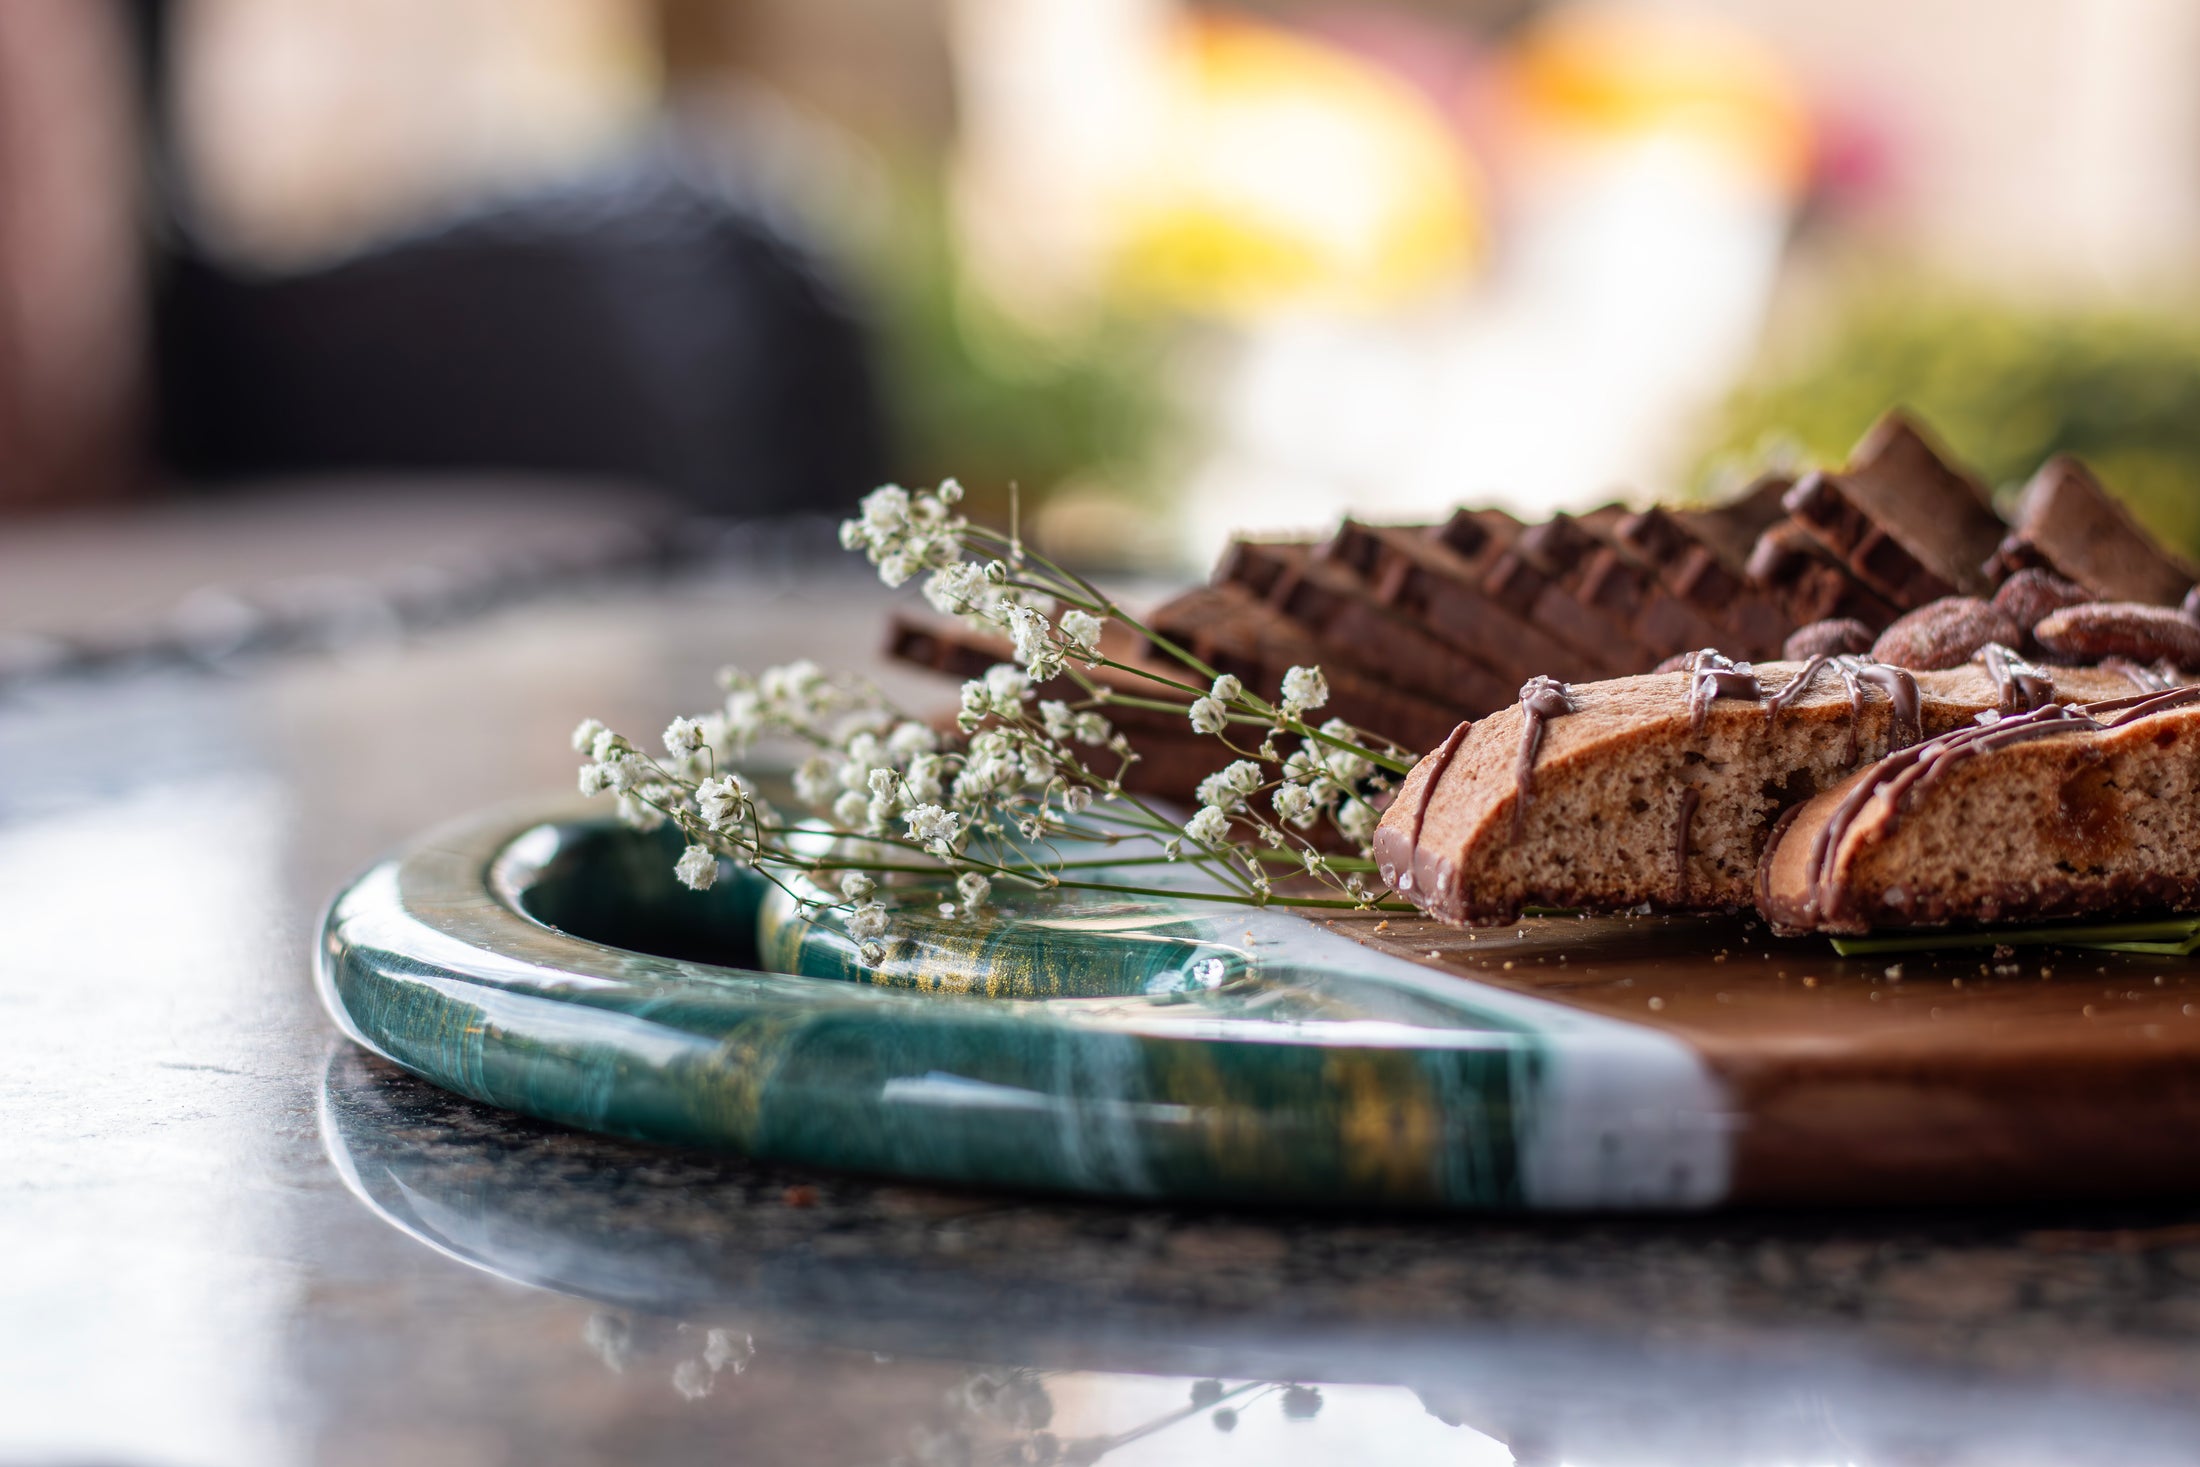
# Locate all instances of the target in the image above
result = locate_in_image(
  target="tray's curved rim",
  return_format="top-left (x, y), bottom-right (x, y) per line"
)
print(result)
top-left (314, 801), bottom-right (1733, 1210)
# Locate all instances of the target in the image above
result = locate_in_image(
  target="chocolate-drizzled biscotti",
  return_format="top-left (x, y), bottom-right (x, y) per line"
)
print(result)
top-left (1759, 689), bottom-right (2200, 934)
top-left (1373, 655), bottom-right (2139, 926)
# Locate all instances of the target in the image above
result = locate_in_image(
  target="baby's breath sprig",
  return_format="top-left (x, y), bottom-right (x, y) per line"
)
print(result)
top-left (569, 480), bottom-right (1418, 964)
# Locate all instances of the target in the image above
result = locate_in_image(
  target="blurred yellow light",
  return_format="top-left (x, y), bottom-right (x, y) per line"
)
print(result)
top-left (1507, 5), bottom-right (1811, 192)
top-left (1110, 17), bottom-right (1483, 316)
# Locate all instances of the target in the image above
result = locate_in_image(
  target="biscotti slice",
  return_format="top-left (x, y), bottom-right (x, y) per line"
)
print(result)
top-left (1571, 519), bottom-right (1738, 661)
top-left (1327, 519), bottom-right (1608, 688)
top-left (1373, 658), bottom-right (2138, 926)
top-left (1988, 456), bottom-right (2197, 605)
top-left (1612, 502), bottom-right (1790, 659)
top-left (1143, 581), bottom-right (1464, 752)
top-left (1783, 411), bottom-right (2006, 604)
top-left (1758, 690), bottom-right (2200, 933)
top-left (1670, 472), bottom-right (1794, 570)
top-left (1747, 520), bottom-right (1904, 630)
top-left (1223, 540), bottom-right (1517, 712)
top-left (1479, 512), bottom-right (1661, 674)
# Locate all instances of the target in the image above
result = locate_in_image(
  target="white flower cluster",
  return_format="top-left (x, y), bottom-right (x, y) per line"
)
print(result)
top-left (1271, 718), bottom-right (1382, 843)
top-left (1280, 665), bottom-right (1328, 718)
top-left (1183, 672), bottom-right (1247, 737)
top-left (569, 481), bottom-right (1417, 972)
top-left (995, 599), bottom-right (1105, 682)
top-left (837, 481), bottom-right (966, 588)
top-left (571, 719), bottom-right (690, 832)
top-left (842, 483), bottom-right (1107, 687)
top-left (1168, 664), bottom-right (1384, 859)
top-left (674, 844), bottom-right (719, 891)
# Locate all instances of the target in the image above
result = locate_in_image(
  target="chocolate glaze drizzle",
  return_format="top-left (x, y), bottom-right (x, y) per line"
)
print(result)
top-left (1673, 786), bottom-right (1699, 901)
top-left (1794, 687), bottom-right (2200, 924)
top-left (1767, 654), bottom-right (1861, 763)
top-left (1373, 717), bottom-right (1472, 894)
top-left (2087, 686), bottom-right (2200, 725)
top-left (2102, 657), bottom-right (2174, 695)
top-left (1511, 676), bottom-right (1576, 839)
top-left (1850, 662), bottom-right (1923, 749)
top-left (1684, 649), bottom-right (1762, 731)
top-left (1763, 654), bottom-right (1921, 763)
top-left (1977, 642), bottom-right (2055, 714)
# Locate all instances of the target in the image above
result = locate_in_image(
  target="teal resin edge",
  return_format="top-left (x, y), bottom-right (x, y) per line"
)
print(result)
top-left (314, 803), bottom-right (1734, 1209)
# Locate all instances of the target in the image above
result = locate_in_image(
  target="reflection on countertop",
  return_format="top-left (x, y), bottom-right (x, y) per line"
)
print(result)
top-left (320, 1044), bottom-right (2200, 1466)
top-left (8, 568), bottom-right (2200, 1465)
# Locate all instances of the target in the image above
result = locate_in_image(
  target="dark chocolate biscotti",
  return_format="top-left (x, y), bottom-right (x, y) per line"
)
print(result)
top-left (1782, 411), bottom-right (2006, 606)
top-left (1987, 455), bottom-right (2198, 605)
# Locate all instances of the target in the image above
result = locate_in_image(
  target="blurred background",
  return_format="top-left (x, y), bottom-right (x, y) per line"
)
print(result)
top-left (8, 0), bottom-right (2200, 609)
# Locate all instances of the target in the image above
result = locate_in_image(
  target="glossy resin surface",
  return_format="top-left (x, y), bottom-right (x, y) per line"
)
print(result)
top-left (317, 805), bottom-right (1727, 1210)
top-left (320, 799), bottom-right (2200, 1210)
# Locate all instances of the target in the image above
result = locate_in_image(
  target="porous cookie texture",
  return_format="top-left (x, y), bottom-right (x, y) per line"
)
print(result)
top-left (1374, 660), bottom-right (2138, 927)
top-left (1758, 692), bottom-right (2200, 934)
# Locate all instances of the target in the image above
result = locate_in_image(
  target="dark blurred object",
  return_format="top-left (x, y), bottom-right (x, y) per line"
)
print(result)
top-left (1701, 293), bottom-right (2200, 562)
top-left (130, 2), bottom-right (887, 517)
top-left (0, 0), bottom-right (144, 511)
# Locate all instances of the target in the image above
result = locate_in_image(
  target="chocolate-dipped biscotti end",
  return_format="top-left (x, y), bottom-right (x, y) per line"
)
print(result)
top-left (1377, 658), bottom-right (2141, 927)
top-left (1992, 455), bottom-right (2199, 606)
top-left (1758, 691), bottom-right (2200, 935)
top-left (1782, 411), bottom-right (2006, 606)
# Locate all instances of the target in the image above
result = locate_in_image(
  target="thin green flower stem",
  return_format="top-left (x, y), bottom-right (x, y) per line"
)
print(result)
top-left (1012, 538), bottom-right (1127, 630)
top-left (1045, 585), bottom-right (1224, 691)
top-left (1248, 849), bottom-right (1376, 870)
top-left (769, 841), bottom-right (1055, 893)
top-left (671, 799), bottom-right (1368, 914)
top-left (1083, 690), bottom-right (1200, 715)
top-left (1209, 729), bottom-right (1268, 762)
top-left (996, 734), bottom-right (1205, 848)
top-left (1078, 642), bottom-right (1411, 776)
top-left (1078, 656), bottom-right (1211, 701)
top-left (779, 822), bottom-right (1256, 901)
top-left (1030, 738), bottom-right (1260, 882)
top-left (1056, 664), bottom-right (1106, 700)
top-left (1281, 718), bottom-right (1414, 775)
top-left (1044, 878), bottom-right (1409, 912)
top-left (968, 529), bottom-right (1223, 685)
top-left (995, 574), bottom-right (1107, 619)
top-left (1019, 803), bottom-right (1161, 839)
top-left (737, 750), bottom-right (1240, 894)
top-left (768, 853), bottom-right (1223, 877)
top-left (962, 526), bottom-right (1117, 626)
top-left (1062, 806), bottom-right (1183, 837)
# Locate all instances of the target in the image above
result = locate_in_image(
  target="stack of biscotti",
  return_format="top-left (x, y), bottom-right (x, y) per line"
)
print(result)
top-left (1140, 491), bottom-right (1801, 743)
top-left (885, 409), bottom-right (2200, 812)
top-left (1133, 410), bottom-right (2026, 755)
top-left (1374, 658), bottom-right (2141, 926)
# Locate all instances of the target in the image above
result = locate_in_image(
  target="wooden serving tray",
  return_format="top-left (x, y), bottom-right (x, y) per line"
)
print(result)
top-left (317, 804), bottom-right (2200, 1210)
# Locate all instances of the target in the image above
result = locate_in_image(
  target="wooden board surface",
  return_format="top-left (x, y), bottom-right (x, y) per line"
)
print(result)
top-left (1344, 910), bottom-right (2200, 1203)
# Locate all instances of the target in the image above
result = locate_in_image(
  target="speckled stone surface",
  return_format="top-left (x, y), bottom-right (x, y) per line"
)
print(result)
top-left (12, 567), bottom-right (2200, 1464)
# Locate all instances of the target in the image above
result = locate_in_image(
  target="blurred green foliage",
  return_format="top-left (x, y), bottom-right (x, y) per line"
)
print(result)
top-left (862, 182), bottom-right (1180, 527)
top-left (1701, 296), bottom-right (2200, 559)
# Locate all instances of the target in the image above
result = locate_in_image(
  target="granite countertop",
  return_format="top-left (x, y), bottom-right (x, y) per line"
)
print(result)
top-left (9, 545), bottom-right (2200, 1466)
